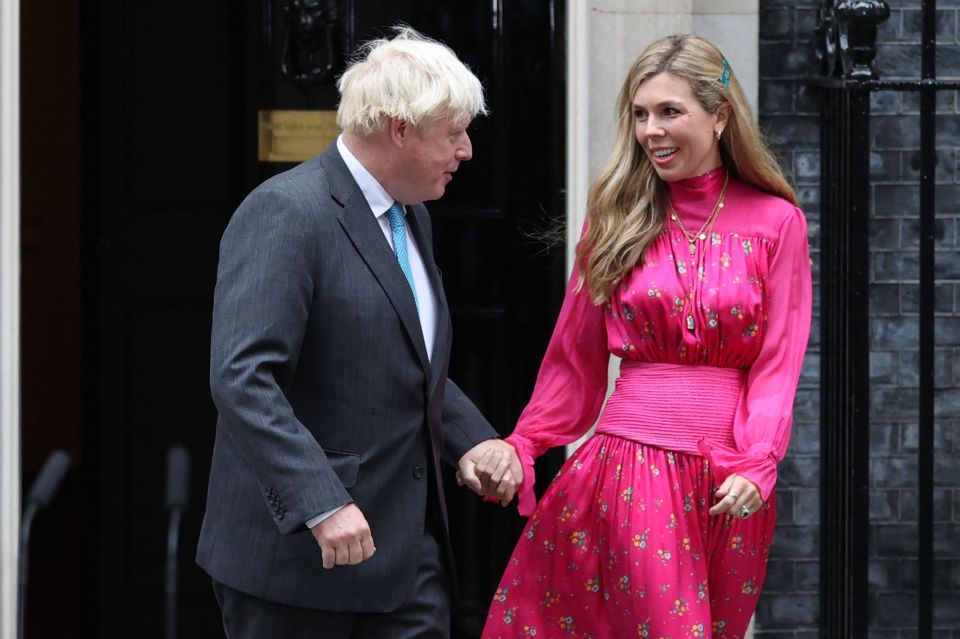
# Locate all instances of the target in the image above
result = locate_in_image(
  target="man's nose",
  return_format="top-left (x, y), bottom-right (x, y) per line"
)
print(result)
top-left (456, 133), bottom-right (473, 162)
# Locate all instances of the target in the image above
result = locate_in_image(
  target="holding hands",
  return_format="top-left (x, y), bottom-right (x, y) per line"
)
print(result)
top-left (457, 439), bottom-right (523, 506)
top-left (310, 439), bottom-right (522, 569)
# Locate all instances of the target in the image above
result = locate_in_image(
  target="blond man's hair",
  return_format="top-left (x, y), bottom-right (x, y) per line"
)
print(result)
top-left (337, 26), bottom-right (487, 135)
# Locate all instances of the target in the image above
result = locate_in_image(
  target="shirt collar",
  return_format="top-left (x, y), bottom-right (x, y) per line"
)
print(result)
top-left (337, 135), bottom-right (398, 219)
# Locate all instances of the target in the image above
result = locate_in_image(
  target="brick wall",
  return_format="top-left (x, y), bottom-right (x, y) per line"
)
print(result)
top-left (756, 1), bottom-right (960, 636)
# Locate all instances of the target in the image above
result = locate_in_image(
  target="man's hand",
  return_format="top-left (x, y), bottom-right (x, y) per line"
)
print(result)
top-left (310, 504), bottom-right (376, 569)
top-left (457, 439), bottom-right (523, 506)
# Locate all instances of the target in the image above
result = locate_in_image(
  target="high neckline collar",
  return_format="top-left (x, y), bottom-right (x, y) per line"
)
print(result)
top-left (666, 165), bottom-right (728, 204)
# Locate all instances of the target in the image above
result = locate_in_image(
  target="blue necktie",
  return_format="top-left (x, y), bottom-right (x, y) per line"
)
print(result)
top-left (386, 202), bottom-right (419, 310)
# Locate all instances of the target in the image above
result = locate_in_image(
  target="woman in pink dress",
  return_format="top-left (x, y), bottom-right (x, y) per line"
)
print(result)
top-left (480, 34), bottom-right (812, 638)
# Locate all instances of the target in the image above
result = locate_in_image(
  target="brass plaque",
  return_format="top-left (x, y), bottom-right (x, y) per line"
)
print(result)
top-left (258, 110), bottom-right (340, 162)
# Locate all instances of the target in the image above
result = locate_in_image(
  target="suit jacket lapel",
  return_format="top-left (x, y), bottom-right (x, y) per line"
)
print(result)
top-left (323, 148), bottom-right (431, 373)
top-left (407, 204), bottom-right (450, 395)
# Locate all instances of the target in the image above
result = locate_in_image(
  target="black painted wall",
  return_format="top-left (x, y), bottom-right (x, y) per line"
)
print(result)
top-left (756, 1), bottom-right (960, 636)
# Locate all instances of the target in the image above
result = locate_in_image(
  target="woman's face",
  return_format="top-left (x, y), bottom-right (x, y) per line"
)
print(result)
top-left (632, 72), bottom-right (728, 182)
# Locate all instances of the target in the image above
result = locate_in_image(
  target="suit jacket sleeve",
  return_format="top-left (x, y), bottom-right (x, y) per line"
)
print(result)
top-left (440, 378), bottom-right (499, 465)
top-left (210, 186), bottom-right (350, 534)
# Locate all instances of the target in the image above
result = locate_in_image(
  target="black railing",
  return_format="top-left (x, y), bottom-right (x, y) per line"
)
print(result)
top-left (811, 1), bottom-right (960, 637)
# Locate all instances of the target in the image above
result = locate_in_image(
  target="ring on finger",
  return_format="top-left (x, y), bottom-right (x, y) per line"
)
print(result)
top-left (727, 492), bottom-right (740, 500)
top-left (739, 505), bottom-right (750, 518)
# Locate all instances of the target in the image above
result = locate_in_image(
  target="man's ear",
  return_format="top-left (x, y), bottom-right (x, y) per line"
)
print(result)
top-left (388, 117), bottom-right (407, 148)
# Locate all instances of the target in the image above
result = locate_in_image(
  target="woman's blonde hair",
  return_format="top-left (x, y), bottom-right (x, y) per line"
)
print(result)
top-left (577, 34), bottom-right (797, 304)
top-left (337, 26), bottom-right (487, 135)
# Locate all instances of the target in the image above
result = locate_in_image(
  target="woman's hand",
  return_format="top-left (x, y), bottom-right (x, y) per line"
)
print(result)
top-left (708, 473), bottom-right (763, 519)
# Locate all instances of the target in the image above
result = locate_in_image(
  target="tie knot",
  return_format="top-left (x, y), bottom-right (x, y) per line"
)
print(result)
top-left (387, 202), bottom-right (405, 231)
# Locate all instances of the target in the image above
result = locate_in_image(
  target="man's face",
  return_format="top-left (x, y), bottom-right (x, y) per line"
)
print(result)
top-left (392, 116), bottom-right (473, 204)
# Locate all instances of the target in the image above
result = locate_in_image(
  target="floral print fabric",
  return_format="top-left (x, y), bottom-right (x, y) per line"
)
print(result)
top-left (484, 436), bottom-right (776, 639)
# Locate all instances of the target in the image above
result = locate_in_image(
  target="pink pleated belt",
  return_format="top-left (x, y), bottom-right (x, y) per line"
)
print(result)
top-left (595, 360), bottom-right (744, 455)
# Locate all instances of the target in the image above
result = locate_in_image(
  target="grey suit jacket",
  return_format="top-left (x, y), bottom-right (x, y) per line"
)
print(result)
top-left (196, 144), bottom-right (496, 612)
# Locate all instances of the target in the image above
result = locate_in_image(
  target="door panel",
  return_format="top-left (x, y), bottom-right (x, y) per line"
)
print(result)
top-left (90, 2), bottom-right (250, 636)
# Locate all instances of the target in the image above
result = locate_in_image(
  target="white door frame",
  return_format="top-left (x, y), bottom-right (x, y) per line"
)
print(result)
top-left (0, 0), bottom-right (21, 634)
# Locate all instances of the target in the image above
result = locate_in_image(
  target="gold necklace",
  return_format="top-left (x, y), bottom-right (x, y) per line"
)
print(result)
top-left (673, 243), bottom-right (706, 333)
top-left (667, 173), bottom-right (729, 256)
top-left (667, 172), bottom-right (729, 333)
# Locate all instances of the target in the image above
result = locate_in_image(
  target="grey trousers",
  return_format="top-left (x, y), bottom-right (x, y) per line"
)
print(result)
top-left (213, 526), bottom-right (450, 639)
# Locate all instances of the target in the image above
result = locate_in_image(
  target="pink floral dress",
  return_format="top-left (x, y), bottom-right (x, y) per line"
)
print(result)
top-left (483, 167), bottom-right (812, 639)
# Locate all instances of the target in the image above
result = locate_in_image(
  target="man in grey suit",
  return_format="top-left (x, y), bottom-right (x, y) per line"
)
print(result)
top-left (196, 27), bottom-right (521, 639)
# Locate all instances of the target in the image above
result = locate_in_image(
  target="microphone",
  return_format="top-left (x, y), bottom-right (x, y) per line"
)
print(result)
top-left (164, 446), bottom-right (190, 639)
top-left (25, 451), bottom-right (70, 510)
top-left (165, 446), bottom-right (190, 510)
top-left (19, 450), bottom-right (71, 639)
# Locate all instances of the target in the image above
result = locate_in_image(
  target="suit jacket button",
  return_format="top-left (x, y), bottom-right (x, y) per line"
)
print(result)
top-left (413, 465), bottom-right (425, 479)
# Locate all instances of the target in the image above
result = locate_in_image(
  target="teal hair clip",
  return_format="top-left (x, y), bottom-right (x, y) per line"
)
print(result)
top-left (718, 58), bottom-right (731, 88)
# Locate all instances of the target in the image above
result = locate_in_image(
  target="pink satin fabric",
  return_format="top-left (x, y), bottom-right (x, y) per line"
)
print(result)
top-left (506, 167), bottom-right (812, 515)
top-left (595, 360), bottom-right (741, 452)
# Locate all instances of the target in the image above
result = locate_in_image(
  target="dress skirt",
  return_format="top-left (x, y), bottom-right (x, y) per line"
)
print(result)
top-left (482, 434), bottom-right (776, 639)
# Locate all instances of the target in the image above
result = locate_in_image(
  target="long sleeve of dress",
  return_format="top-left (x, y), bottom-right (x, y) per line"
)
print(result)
top-left (698, 206), bottom-right (812, 501)
top-left (507, 270), bottom-right (611, 515)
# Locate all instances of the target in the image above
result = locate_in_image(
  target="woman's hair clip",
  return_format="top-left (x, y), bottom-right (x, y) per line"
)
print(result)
top-left (718, 58), bottom-right (731, 89)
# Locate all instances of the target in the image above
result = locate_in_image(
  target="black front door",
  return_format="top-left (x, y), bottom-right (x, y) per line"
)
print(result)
top-left (84, 2), bottom-right (565, 636)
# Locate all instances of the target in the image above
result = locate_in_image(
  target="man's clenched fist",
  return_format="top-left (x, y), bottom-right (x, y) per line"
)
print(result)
top-left (310, 504), bottom-right (376, 569)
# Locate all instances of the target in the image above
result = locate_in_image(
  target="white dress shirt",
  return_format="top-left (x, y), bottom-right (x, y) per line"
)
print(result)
top-left (307, 136), bottom-right (439, 529)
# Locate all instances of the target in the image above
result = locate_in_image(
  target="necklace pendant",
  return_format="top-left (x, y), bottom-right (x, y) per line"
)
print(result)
top-left (686, 314), bottom-right (695, 332)
top-left (688, 242), bottom-right (697, 255)
top-left (698, 233), bottom-right (707, 241)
